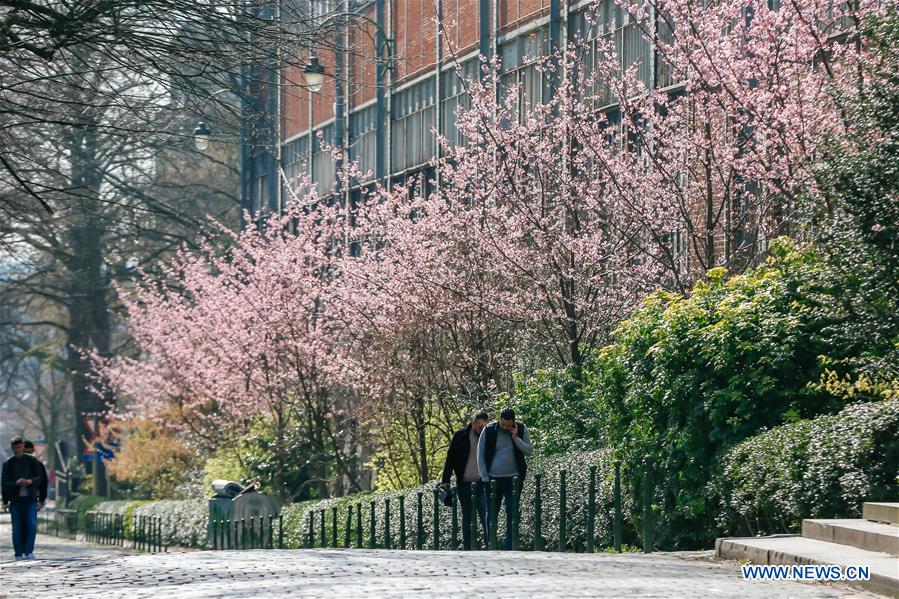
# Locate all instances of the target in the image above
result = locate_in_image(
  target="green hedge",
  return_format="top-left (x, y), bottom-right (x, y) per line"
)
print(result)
top-left (88, 498), bottom-right (208, 548)
top-left (287, 450), bottom-right (636, 551)
top-left (716, 398), bottom-right (899, 536)
top-left (70, 494), bottom-right (108, 528)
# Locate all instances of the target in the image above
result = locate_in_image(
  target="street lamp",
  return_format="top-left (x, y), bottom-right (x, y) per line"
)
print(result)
top-left (192, 121), bottom-right (211, 151)
top-left (302, 55), bottom-right (326, 93)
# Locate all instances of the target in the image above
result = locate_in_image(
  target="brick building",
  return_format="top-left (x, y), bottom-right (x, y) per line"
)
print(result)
top-left (243, 0), bottom-right (662, 220)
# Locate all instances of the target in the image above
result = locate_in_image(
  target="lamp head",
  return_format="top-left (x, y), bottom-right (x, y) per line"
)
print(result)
top-left (303, 55), bottom-right (326, 93)
top-left (193, 121), bottom-right (211, 151)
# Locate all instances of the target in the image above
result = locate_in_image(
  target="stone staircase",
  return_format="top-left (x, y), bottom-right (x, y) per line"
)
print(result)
top-left (716, 502), bottom-right (899, 598)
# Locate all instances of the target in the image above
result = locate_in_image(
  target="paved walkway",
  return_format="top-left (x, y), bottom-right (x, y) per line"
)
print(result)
top-left (0, 516), bottom-right (883, 598)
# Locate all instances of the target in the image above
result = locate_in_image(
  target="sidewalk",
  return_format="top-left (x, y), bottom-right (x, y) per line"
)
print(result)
top-left (0, 511), bottom-right (133, 563)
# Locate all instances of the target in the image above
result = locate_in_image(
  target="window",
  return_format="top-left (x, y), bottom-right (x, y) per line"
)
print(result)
top-left (391, 76), bottom-right (437, 173)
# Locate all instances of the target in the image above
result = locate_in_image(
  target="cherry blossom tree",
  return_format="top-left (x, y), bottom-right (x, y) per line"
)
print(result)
top-left (582, 0), bottom-right (880, 284)
top-left (95, 178), bottom-right (368, 500)
top-left (93, 0), bottom-right (889, 495)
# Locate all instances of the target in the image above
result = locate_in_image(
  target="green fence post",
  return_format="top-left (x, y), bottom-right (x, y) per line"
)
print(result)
top-left (251, 516), bottom-right (257, 549)
top-left (369, 500), bottom-right (376, 549)
top-left (416, 492), bottom-right (424, 550)
top-left (384, 498), bottom-right (391, 549)
top-left (243, 518), bottom-right (248, 550)
top-left (356, 503), bottom-right (363, 548)
top-left (331, 507), bottom-right (338, 549)
top-left (399, 496), bottom-right (406, 549)
top-left (279, 513), bottom-right (284, 549)
top-left (559, 469), bottom-right (567, 552)
top-left (345, 505), bottom-right (352, 548)
top-left (587, 465), bottom-right (596, 553)
top-left (432, 487), bottom-right (440, 550)
top-left (534, 473), bottom-right (544, 551)
top-left (319, 509), bottom-right (326, 548)
top-left (512, 476), bottom-right (521, 551)
top-left (488, 480), bottom-right (498, 550)
top-left (268, 514), bottom-right (274, 549)
top-left (614, 461), bottom-right (622, 552)
top-left (643, 457), bottom-right (653, 553)
top-left (451, 491), bottom-right (458, 550)
top-left (307, 511), bottom-right (314, 548)
top-left (470, 484), bottom-right (479, 551)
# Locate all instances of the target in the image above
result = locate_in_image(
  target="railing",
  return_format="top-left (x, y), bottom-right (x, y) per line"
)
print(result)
top-left (84, 512), bottom-right (125, 546)
top-left (37, 508), bottom-right (167, 553)
top-left (37, 508), bottom-right (78, 539)
top-left (298, 460), bottom-right (654, 553)
top-left (210, 514), bottom-right (284, 550)
top-left (131, 514), bottom-right (167, 553)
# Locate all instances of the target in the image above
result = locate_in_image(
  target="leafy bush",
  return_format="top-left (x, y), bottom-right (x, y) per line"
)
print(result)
top-left (716, 398), bottom-right (899, 536)
top-left (89, 499), bottom-right (151, 539)
top-left (591, 239), bottom-right (899, 548)
top-left (107, 420), bottom-right (202, 499)
top-left (285, 450), bottom-right (635, 552)
top-left (501, 367), bottom-right (603, 456)
top-left (85, 498), bottom-right (208, 547)
top-left (69, 494), bottom-right (108, 528)
top-left (131, 499), bottom-right (208, 548)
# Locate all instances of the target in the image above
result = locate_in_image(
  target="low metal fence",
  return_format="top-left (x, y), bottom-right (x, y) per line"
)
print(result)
top-left (37, 508), bottom-right (78, 539)
top-left (37, 508), bottom-right (167, 553)
top-left (303, 460), bottom-right (653, 553)
top-left (210, 514), bottom-right (284, 550)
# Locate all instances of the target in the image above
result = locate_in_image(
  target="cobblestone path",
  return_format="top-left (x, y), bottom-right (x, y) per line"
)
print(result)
top-left (0, 517), bottom-right (882, 598)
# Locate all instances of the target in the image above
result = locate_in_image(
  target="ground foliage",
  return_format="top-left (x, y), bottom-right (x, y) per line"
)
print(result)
top-left (716, 397), bottom-right (899, 536)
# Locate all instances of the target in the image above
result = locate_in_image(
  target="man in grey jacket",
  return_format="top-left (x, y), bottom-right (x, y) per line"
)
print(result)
top-left (477, 408), bottom-right (533, 549)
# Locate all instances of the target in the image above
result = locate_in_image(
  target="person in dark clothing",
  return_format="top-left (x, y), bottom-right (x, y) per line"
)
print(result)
top-left (2, 436), bottom-right (44, 560)
top-left (440, 412), bottom-right (489, 550)
top-left (477, 408), bottom-right (533, 550)
top-left (23, 440), bottom-right (48, 509)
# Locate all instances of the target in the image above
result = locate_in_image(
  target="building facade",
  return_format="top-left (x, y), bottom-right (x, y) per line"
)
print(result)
top-left (243, 0), bottom-right (663, 219)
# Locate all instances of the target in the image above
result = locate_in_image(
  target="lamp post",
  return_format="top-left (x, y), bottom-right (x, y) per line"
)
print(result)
top-left (301, 3), bottom-right (393, 188)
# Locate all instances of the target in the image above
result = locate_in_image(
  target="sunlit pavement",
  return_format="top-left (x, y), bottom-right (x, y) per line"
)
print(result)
top-left (0, 517), bottom-right (882, 598)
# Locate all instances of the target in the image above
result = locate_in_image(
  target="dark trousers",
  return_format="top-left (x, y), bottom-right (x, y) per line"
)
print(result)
top-left (489, 476), bottom-right (517, 550)
top-left (458, 481), bottom-right (487, 550)
top-left (10, 499), bottom-right (38, 556)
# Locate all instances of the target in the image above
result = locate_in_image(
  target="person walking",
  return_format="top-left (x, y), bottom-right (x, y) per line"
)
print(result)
top-left (477, 408), bottom-right (533, 550)
top-left (23, 440), bottom-right (49, 510)
top-left (2, 436), bottom-right (44, 560)
top-left (440, 412), bottom-right (490, 550)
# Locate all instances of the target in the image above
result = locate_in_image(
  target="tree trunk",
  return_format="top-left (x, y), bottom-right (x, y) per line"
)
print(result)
top-left (704, 121), bottom-right (716, 271)
top-left (414, 397), bottom-right (429, 484)
top-left (66, 137), bottom-right (113, 497)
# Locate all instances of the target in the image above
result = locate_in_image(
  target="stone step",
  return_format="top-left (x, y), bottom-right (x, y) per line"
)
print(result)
top-left (803, 518), bottom-right (899, 555)
top-left (716, 534), bottom-right (899, 598)
top-left (865, 502), bottom-right (899, 526)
